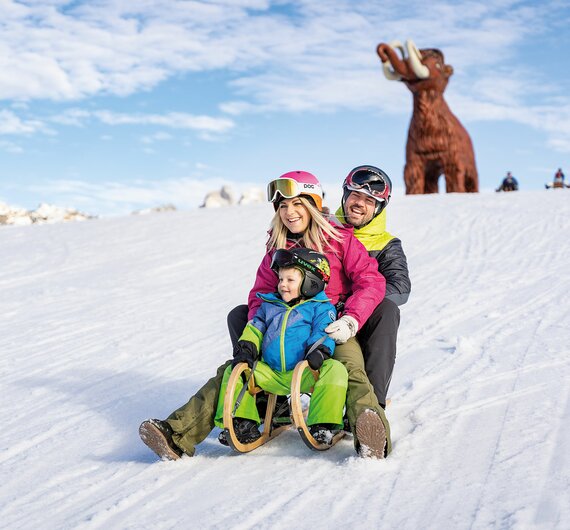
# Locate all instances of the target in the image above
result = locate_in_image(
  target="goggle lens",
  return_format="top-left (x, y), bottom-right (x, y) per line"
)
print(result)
top-left (346, 170), bottom-right (388, 198)
top-left (267, 178), bottom-right (300, 202)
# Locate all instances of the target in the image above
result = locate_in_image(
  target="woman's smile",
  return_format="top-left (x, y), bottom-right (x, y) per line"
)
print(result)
top-left (279, 198), bottom-right (310, 233)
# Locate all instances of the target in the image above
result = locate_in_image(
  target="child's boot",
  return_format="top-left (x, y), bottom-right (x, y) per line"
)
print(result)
top-left (218, 417), bottom-right (261, 446)
top-left (309, 423), bottom-right (340, 445)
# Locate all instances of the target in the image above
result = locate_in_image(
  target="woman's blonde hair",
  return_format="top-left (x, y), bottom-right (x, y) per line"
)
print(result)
top-left (266, 196), bottom-right (342, 253)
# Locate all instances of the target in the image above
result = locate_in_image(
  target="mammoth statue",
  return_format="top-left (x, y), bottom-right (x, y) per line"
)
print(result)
top-left (377, 40), bottom-right (478, 194)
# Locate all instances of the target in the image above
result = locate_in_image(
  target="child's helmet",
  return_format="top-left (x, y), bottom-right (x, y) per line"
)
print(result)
top-left (270, 247), bottom-right (331, 298)
top-left (342, 165), bottom-right (392, 218)
top-left (267, 171), bottom-right (323, 211)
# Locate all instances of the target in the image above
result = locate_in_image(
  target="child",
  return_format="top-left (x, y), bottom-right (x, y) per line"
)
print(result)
top-left (215, 247), bottom-right (348, 446)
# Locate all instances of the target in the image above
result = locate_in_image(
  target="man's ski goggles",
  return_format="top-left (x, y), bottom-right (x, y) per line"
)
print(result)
top-left (345, 169), bottom-right (390, 201)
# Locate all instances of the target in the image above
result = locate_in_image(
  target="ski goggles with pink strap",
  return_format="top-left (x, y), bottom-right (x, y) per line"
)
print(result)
top-left (345, 168), bottom-right (390, 201)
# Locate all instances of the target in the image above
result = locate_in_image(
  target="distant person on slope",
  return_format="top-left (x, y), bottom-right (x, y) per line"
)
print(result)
top-left (140, 170), bottom-right (390, 460)
top-left (496, 171), bottom-right (519, 192)
top-left (545, 168), bottom-right (567, 189)
top-left (215, 248), bottom-right (347, 447)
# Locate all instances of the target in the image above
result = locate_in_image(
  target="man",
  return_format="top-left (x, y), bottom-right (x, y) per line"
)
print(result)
top-left (334, 165), bottom-right (411, 409)
top-left (140, 165), bottom-right (410, 460)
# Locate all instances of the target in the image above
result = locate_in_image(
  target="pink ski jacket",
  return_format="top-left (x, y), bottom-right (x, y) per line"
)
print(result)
top-left (247, 225), bottom-right (386, 329)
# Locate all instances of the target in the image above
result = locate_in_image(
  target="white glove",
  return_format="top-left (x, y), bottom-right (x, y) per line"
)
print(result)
top-left (325, 315), bottom-right (359, 344)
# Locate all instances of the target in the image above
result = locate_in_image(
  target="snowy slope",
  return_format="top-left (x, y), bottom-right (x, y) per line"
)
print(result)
top-left (0, 191), bottom-right (569, 530)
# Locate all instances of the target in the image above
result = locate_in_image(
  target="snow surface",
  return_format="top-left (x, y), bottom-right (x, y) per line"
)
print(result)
top-left (1, 191), bottom-right (569, 530)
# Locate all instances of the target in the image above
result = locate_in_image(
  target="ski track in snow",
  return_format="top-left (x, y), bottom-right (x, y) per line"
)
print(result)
top-left (0, 193), bottom-right (569, 529)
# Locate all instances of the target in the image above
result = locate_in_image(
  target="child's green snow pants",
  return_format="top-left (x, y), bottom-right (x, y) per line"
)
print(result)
top-left (214, 359), bottom-right (348, 428)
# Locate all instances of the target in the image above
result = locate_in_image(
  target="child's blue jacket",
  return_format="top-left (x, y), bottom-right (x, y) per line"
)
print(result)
top-left (239, 291), bottom-right (337, 372)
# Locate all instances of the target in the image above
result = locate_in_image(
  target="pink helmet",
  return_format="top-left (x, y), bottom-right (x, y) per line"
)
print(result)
top-left (267, 170), bottom-right (323, 211)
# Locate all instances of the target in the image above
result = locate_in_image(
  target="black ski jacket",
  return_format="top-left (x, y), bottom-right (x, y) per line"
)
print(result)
top-left (368, 238), bottom-right (410, 306)
top-left (333, 207), bottom-right (411, 306)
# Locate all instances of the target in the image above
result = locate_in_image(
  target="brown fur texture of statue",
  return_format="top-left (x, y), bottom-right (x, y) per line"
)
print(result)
top-left (377, 42), bottom-right (478, 194)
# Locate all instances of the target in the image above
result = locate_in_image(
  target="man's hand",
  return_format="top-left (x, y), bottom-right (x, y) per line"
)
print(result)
top-left (325, 315), bottom-right (359, 344)
top-left (232, 340), bottom-right (258, 368)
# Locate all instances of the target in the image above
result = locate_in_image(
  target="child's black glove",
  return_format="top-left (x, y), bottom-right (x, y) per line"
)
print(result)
top-left (232, 340), bottom-right (258, 368)
top-left (305, 344), bottom-right (331, 371)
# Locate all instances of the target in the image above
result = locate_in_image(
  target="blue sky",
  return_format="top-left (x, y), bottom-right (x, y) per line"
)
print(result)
top-left (1, 0), bottom-right (569, 215)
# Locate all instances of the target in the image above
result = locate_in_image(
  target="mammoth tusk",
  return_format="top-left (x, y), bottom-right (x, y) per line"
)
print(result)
top-left (406, 39), bottom-right (430, 79)
top-left (389, 40), bottom-right (405, 57)
top-left (382, 62), bottom-right (402, 81)
top-left (382, 40), bottom-right (404, 80)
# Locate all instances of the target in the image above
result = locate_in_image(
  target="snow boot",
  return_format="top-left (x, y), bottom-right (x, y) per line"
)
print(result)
top-left (139, 419), bottom-right (183, 461)
top-left (218, 417), bottom-right (261, 446)
top-left (355, 409), bottom-right (387, 459)
top-left (309, 423), bottom-right (341, 445)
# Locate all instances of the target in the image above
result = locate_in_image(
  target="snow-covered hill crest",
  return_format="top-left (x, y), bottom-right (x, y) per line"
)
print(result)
top-left (0, 191), bottom-right (569, 529)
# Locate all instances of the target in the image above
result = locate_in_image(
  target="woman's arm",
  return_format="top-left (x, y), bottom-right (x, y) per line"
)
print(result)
top-left (340, 232), bottom-right (386, 328)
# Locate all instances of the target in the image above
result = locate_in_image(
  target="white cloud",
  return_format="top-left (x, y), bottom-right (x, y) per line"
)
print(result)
top-left (0, 0), bottom-right (278, 101)
top-left (50, 109), bottom-right (91, 126)
top-left (0, 139), bottom-right (23, 153)
top-left (140, 132), bottom-right (173, 144)
top-left (3, 107), bottom-right (234, 140)
top-left (0, 110), bottom-right (48, 135)
top-left (0, 0), bottom-right (569, 149)
top-left (47, 107), bottom-right (234, 136)
top-left (547, 137), bottom-right (570, 153)
top-left (0, 0), bottom-right (552, 106)
top-left (93, 111), bottom-right (234, 132)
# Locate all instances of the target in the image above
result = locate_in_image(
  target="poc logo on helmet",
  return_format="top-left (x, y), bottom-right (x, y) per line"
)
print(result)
top-left (303, 184), bottom-right (315, 189)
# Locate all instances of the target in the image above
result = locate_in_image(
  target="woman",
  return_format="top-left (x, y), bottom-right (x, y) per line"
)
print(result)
top-left (140, 171), bottom-right (391, 460)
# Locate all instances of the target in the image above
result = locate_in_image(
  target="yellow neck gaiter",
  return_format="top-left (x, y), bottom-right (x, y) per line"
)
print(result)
top-left (335, 206), bottom-right (394, 251)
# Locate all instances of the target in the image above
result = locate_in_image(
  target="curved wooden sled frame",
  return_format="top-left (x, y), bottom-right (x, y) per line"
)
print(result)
top-left (222, 362), bottom-right (290, 453)
top-left (290, 360), bottom-right (345, 451)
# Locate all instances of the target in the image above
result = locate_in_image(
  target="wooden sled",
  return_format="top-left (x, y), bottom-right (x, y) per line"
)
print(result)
top-left (290, 360), bottom-right (346, 451)
top-left (546, 182), bottom-right (569, 189)
top-left (222, 362), bottom-right (291, 453)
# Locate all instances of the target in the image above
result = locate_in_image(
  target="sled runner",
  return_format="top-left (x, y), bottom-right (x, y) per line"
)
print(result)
top-left (222, 362), bottom-right (291, 453)
top-left (545, 180), bottom-right (569, 189)
top-left (290, 360), bottom-right (346, 451)
top-left (222, 360), bottom-right (346, 453)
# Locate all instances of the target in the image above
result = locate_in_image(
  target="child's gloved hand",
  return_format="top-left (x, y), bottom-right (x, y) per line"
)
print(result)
top-left (305, 344), bottom-right (331, 371)
top-left (325, 315), bottom-right (359, 344)
top-left (232, 340), bottom-right (258, 368)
